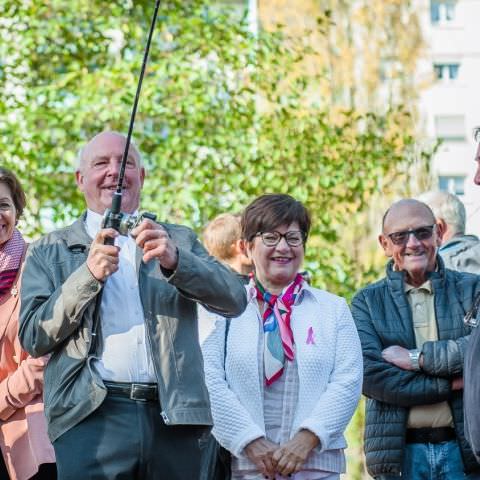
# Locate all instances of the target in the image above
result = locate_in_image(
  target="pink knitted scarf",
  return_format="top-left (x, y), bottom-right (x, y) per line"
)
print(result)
top-left (0, 229), bottom-right (25, 297)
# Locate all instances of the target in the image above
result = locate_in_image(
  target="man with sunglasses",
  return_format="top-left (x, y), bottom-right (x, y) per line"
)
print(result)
top-left (352, 198), bottom-right (480, 479)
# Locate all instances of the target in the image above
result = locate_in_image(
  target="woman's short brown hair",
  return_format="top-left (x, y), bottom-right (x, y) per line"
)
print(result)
top-left (0, 167), bottom-right (27, 219)
top-left (241, 194), bottom-right (311, 243)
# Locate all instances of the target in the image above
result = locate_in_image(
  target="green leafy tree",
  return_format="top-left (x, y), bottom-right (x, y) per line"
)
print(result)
top-left (1, 0), bottom-right (428, 291)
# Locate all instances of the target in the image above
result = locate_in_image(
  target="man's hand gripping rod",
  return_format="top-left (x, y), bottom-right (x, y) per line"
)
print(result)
top-left (102, 0), bottom-right (161, 245)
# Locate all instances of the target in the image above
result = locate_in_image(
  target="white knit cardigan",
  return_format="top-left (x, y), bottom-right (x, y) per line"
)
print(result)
top-left (201, 284), bottom-right (363, 464)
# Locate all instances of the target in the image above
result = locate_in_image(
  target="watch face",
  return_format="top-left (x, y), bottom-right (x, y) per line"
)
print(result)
top-left (409, 350), bottom-right (421, 371)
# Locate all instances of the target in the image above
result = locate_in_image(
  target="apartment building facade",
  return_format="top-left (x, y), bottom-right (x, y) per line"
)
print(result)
top-left (417, 0), bottom-right (480, 234)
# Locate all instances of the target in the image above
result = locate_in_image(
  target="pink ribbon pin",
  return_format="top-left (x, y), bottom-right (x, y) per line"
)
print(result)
top-left (306, 326), bottom-right (315, 345)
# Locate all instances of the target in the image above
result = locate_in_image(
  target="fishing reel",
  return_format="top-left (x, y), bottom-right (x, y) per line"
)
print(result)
top-left (102, 209), bottom-right (157, 237)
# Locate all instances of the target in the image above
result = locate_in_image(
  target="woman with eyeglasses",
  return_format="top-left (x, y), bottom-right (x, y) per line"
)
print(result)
top-left (0, 168), bottom-right (56, 480)
top-left (201, 194), bottom-right (363, 480)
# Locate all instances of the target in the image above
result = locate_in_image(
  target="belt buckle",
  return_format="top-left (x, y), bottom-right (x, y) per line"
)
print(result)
top-left (130, 383), bottom-right (148, 402)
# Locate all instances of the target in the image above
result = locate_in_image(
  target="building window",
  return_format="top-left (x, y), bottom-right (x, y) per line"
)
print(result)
top-left (430, 0), bottom-right (456, 24)
top-left (438, 175), bottom-right (465, 195)
top-left (434, 115), bottom-right (465, 141)
top-left (433, 63), bottom-right (460, 81)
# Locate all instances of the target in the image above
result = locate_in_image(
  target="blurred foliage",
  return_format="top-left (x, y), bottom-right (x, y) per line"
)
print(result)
top-left (0, 0), bottom-right (432, 301)
top-left (259, 0), bottom-right (424, 112)
top-left (0, 1), bottom-right (434, 478)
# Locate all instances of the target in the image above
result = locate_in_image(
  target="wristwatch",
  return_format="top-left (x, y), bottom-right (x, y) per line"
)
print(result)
top-left (408, 349), bottom-right (422, 371)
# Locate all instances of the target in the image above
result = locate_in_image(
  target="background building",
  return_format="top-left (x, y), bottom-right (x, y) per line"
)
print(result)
top-left (229, 0), bottom-right (480, 234)
top-left (417, 0), bottom-right (480, 234)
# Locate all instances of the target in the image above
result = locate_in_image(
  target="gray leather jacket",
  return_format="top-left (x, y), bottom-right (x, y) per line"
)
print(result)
top-left (440, 234), bottom-right (480, 274)
top-left (19, 215), bottom-right (247, 442)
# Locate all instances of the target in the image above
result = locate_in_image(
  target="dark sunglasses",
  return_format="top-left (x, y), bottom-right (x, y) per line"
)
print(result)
top-left (387, 225), bottom-right (436, 246)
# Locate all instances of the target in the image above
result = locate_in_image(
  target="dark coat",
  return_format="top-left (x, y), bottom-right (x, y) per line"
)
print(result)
top-left (464, 293), bottom-right (480, 463)
top-left (352, 257), bottom-right (480, 477)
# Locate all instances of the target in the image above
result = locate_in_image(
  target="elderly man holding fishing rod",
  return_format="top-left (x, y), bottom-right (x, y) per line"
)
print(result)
top-left (18, 131), bottom-right (247, 480)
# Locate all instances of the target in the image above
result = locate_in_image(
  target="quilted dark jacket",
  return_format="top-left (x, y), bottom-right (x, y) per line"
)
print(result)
top-left (352, 257), bottom-right (480, 477)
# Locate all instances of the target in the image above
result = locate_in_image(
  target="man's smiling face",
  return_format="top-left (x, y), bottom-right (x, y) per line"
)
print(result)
top-left (379, 200), bottom-right (442, 286)
top-left (75, 131), bottom-right (145, 215)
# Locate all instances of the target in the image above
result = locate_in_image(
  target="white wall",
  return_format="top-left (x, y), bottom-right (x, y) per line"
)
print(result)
top-left (417, 0), bottom-right (480, 235)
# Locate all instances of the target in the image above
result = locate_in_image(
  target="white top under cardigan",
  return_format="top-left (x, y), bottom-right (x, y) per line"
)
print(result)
top-left (200, 283), bottom-right (363, 474)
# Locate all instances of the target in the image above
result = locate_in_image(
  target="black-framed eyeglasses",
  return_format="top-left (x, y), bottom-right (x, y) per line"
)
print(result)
top-left (255, 230), bottom-right (305, 247)
top-left (387, 225), bottom-right (436, 246)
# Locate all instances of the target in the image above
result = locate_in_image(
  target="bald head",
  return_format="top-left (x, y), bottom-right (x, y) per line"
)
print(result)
top-left (76, 131), bottom-right (143, 172)
top-left (379, 199), bottom-right (441, 286)
top-left (382, 199), bottom-right (436, 233)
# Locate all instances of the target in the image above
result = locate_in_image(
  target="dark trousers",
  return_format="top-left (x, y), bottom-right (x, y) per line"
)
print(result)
top-left (0, 455), bottom-right (56, 480)
top-left (0, 455), bottom-right (8, 480)
top-left (53, 394), bottom-right (208, 480)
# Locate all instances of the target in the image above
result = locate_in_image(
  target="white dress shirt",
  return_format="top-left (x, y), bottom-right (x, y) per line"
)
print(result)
top-left (85, 210), bottom-right (156, 383)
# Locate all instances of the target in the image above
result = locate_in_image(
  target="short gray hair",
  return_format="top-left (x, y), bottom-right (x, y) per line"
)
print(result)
top-left (75, 146), bottom-right (85, 172)
top-left (75, 132), bottom-right (144, 172)
top-left (417, 190), bottom-right (466, 236)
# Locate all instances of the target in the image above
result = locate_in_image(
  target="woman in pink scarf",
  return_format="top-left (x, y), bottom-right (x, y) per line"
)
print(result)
top-left (0, 168), bottom-right (55, 480)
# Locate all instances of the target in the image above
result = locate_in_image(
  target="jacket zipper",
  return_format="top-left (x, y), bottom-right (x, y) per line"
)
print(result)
top-left (140, 266), bottom-right (170, 425)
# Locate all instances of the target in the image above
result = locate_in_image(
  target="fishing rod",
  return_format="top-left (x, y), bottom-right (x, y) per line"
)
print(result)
top-left (90, 1), bottom-right (162, 352)
top-left (102, 0), bottom-right (161, 243)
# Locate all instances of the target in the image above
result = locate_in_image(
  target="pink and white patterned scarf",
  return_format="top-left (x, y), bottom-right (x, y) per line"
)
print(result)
top-left (0, 228), bottom-right (25, 297)
top-left (253, 273), bottom-right (304, 385)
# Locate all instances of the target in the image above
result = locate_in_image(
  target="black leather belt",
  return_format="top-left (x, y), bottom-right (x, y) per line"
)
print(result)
top-left (406, 427), bottom-right (456, 444)
top-left (104, 381), bottom-right (158, 402)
